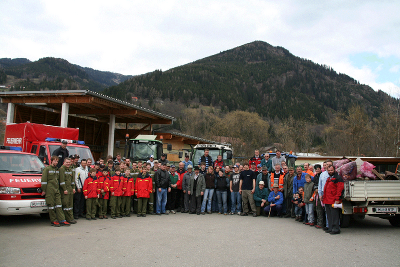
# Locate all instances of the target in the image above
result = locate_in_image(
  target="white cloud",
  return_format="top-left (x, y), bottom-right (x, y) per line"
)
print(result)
top-left (389, 65), bottom-right (400, 73)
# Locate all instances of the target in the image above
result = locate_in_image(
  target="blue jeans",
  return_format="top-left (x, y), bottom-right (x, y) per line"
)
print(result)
top-left (264, 204), bottom-right (283, 216)
top-left (230, 191), bottom-right (242, 213)
top-left (156, 188), bottom-right (167, 214)
top-left (201, 189), bottom-right (214, 212)
top-left (216, 190), bottom-right (227, 213)
top-left (305, 203), bottom-right (314, 223)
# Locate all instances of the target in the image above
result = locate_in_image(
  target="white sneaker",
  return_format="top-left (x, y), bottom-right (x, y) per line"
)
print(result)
top-left (166, 210), bottom-right (170, 214)
top-left (171, 210), bottom-right (176, 214)
top-left (237, 212), bottom-right (241, 215)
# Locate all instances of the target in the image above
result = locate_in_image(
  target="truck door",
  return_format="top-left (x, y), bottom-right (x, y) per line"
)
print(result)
top-left (31, 145), bottom-right (38, 154)
top-left (38, 145), bottom-right (49, 165)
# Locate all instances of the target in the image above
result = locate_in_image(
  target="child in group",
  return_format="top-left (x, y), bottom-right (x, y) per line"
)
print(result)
top-left (98, 168), bottom-right (110, 219)
top-left (109, 166), bottom-right (124, 219)
top-left (122, 168), bottom-right (134, 217)
top-left (292, 190), bottom-right (303, 221)
top-left (303, 174), bottom-right (315, 226)
top-left (135, 167), bottom-right (153, 217)
top-left (83, 168), bottom-right (99, 220)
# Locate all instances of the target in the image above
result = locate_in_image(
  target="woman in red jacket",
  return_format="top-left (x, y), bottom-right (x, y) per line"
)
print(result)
top-left (135, 167), bottom-right (153, 217)
top-left (323, 165), bottom-right (344, 235)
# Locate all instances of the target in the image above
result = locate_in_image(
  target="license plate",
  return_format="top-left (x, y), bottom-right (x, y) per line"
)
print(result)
top-left (376, 207), bottom-right (397, 213)
top-left (30, 201), bottom-right (47, 207)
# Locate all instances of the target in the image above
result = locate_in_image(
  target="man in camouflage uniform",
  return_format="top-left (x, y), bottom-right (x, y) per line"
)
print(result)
top-left (41, 156), bottom-right (70, 227)
top-left (59, 158), bottom-right (76, 224)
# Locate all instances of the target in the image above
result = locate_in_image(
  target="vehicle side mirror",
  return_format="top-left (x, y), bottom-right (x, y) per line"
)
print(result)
top-left (179, 151), bottom-right (183, 158)
top-left (115, 141), bottom-right (120, 148)
top-left (226, 151), bottom-right (233, 160)
top-left (167, 144), bottom-right (172, 151)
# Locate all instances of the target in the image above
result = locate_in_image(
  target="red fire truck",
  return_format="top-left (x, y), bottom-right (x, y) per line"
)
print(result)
top-left (4, 122), bottom-right (93, 165)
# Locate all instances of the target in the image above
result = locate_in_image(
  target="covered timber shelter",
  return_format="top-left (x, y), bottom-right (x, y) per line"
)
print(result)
top-left (0, 90), bottom-right (175, 158)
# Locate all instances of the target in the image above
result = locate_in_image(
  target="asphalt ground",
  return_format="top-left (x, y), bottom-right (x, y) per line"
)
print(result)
top-left (0, 212), bottom-right (399, 267)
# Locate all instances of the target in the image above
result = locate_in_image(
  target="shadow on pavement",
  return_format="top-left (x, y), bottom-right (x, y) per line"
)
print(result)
top-left (0, 214), bottom-right (48, 227)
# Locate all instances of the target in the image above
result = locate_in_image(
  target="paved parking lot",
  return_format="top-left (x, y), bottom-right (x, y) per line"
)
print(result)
top-left (0, 213), bottom-right (399, 266)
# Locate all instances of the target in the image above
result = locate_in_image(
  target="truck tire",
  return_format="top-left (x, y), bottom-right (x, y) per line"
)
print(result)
top-left (340, 214), bottom-right (351, 228)
top-left (388, 216), bottom-right (400, 227)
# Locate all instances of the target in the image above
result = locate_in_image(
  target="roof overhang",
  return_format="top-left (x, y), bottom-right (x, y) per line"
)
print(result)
top-left (0, 90), bottom-right (175, 125)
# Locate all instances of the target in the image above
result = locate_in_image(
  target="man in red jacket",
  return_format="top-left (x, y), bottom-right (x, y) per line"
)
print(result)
top-left (323, 165), bottom-right (344, 235)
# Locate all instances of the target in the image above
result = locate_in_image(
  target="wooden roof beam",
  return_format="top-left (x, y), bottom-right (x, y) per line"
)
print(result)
top-left (72, 109), bottom-right (138, 115)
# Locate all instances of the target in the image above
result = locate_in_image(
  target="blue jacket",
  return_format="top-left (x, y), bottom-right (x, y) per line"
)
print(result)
top-left (183, 160), bottom-right (193, 171)
top-left (293, 172), bottom-right (310, 194)
top-left (268, 191), bottom-right (283, 205)
top-left (253, 186), bottom-right (269, 207)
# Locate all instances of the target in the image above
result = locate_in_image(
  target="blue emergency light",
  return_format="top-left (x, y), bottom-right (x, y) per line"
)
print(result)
top-left (44, 138), bottom-right (85, 145)
top-left (0, 146), bottom-right (22, 151)
top-left (45, 138), bottom-right (59, 142)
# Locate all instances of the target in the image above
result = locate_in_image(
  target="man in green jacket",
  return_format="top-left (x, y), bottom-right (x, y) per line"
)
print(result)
top-left (41, 156), bottom-right (70, 227)
top-left (253, 181), bottom-right (269, 216)
top-left (59, 157), bottom-right (76, 224)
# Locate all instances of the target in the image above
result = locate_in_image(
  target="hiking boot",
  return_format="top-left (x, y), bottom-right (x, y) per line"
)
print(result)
top-left (137, 214), bottom-right (141, 217)
top-left (118, 215), bottom-right (123, 218)
top-left (111, 216), bottom-right (116, 219)
top-left (51, 221), bottom-right (60, 227)
top-left (60, 221), bottom-right (71, 226)
top-left (142, 214), bottom-right (146, 217)
top-left (207, 211), bottom-right (212, 214)
top-left (224, 213), bottom-right (228, 215)
top-left (86, 217), bottom-right (91, 220)
top-left (201, 212), bottom-right (205, 215)
top-left (241, 212), bottom-right (248, 216)
top-left (68, 220), bottom-right (77, 224)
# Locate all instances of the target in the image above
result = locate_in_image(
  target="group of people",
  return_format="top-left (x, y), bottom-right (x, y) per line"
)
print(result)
top-left (42, 147), bottom-right (344, 235)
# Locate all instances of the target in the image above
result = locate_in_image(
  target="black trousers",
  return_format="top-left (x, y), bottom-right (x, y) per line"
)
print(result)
top-left (190, 194), bottom-right (202, 213)
top-left (73, 191), bottom-right (85, 216)
top-left (326, 204), bottom-right (340, 232)
top-left (166, 189), bottom-right (178, 210)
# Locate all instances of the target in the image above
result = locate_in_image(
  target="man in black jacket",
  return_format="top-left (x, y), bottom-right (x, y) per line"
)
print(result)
top-left (197, 149), bottom-right (213, 168)
top-left (155, 163), bottom-right (171, 215)
top-left (52, 140), bottom-right (69, 168)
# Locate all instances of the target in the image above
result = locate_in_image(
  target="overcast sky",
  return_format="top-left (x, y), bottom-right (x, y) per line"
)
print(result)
top-left (1, 0), bottom-right (399, 97)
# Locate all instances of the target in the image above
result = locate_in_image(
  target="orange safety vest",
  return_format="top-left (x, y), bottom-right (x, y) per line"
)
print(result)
top-left (270, 173), bottom-right (284, 190)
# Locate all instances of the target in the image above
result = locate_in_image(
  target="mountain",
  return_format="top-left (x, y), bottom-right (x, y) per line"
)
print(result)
top-left (0, 57), bottom-right (132, 91)
top-left (103, 41), bottom-right (396, 122)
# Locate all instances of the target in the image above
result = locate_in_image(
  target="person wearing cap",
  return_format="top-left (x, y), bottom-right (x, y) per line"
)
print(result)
top-left (147, 155), bottom-right (155, 168)
top-left (250, 162), bottom-right (257, 172)
top-left (188, 166), bottom-right (205, 215)
top-left (256, 167), bottom-right (270, 191)
top-left (159, 153), bottom-right (169, 165)
top-left (260, 153), bottom-right (272, 173)
top-left (229, 165), bottom-right (241, 215)
top-left (283, 167), bottom-right (296, 218)
top-left (256, 164), bottom-right (262, 175)
top-left (52, 140), bottom-right (69, 168)
top-left (73, 154), bottom-right (80, 168)
top-left (155, 163), bottom-right (171, 215)
top-left (183, 155), bottom-right (193, 171)
top-left (182, 164), bottom-right (193, 213)
top-left (253, 181), bottom-right (269, 216)
top-left (264, 184), bottom-right (284, 217)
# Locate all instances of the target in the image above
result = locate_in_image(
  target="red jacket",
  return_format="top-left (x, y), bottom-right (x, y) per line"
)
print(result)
top-left (323, 173), bottom-right (344, 205)
top-left (109, 174), bottom-right (124, 197)
top-left (97, 174), bottom-right (110, 200)
top-left (83, 176), bottom-right (99, 198)
top-left (176, 169), bottom-right (186, 190)
top-left (213, 160), bottom-right (225, 170)
top-left (123, 175), bottom-right (135, 197)
top-left (135, 173), bottom-right (153, 198)
top-left (249, 156), bottom-right (262, 168)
